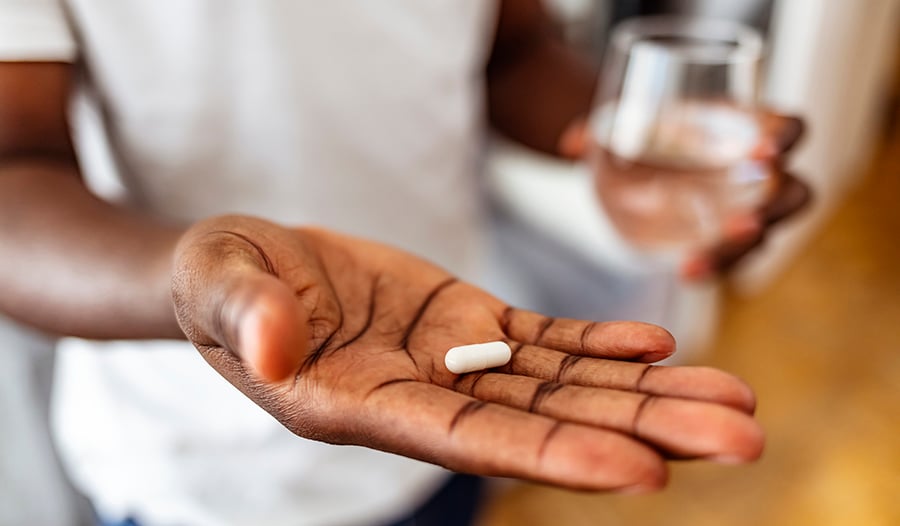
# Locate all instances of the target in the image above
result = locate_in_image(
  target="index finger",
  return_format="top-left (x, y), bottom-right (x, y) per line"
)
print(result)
top-left (756, 111), bottom-right (806, 158)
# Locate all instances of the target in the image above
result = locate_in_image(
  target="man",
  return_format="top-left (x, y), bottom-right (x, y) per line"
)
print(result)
top-left (0, 1), bottom-right (807, 525)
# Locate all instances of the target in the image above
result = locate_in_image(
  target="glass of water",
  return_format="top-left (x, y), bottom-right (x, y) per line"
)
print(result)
top-left (589, 16), bottom-right (771, 253)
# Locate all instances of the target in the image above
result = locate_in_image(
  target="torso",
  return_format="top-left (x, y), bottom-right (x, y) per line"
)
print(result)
top-left (54, 2), bottom-right (498, 524)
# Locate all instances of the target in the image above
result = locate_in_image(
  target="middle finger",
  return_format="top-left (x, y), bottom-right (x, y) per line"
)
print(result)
top-left (495, 342), bottom-right (757, 414)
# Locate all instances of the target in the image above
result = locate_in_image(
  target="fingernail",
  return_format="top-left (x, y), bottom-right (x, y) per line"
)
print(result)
top-left (558, 118), bottom-right (588, 158)
top-left (617, 483), bottom-right (657, 496)
top-left (707, 454), bottom-right (747, 465)
top-left (750, 138), bottom-right (778, 160)
top-left (681, 258), bottom-right (712, 281)
top-left (642, 351), bottom-right (673, 363)
top-left (723, 215), bottom-right (762, 238)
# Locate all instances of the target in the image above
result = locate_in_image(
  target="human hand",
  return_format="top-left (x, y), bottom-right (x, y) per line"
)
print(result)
top-left (559, 110), bottom-right (812, 280)
top-left (172, 215), bottom-right (763, 492)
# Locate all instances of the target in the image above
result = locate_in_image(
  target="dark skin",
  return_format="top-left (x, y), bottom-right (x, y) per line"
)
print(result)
top-left (0, 2), bottom-right (792, 492)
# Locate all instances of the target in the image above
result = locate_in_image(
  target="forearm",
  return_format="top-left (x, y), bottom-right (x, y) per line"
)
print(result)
top-left (487, 4), bottom-right (597, 156)
top-left (0, 158), bottom-right (185, 339)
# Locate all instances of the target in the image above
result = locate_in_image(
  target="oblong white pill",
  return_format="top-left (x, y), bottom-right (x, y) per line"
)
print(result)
top-left (444, 341), bottom-right (511, 374)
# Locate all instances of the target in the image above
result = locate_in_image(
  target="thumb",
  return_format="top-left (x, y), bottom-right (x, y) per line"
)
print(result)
top-left (214, 269), bottom-right (309, 382)
top-left (173, 229), bottom-right (309, 383)
top-left (558, 116), bottom-right (590, 159)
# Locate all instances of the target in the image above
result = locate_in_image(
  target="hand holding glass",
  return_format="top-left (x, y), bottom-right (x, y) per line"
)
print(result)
top-left (589, 17), bottom-right (772, 252)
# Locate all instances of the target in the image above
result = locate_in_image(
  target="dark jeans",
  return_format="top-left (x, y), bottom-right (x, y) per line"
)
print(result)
top-left (99, 474), bottom-right (483, 526)
top-left (380, 474), bottom-right (483, 526)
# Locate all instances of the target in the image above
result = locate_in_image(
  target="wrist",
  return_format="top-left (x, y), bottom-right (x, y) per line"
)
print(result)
top-left (152, 224), bottom-right (191, 339)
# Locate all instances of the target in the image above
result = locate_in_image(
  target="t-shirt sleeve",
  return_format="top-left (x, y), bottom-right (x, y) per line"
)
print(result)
top-left (0, 0), bottom-right (76, 61)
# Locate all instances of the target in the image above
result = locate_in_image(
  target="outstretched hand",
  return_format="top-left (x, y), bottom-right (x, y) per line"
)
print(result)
top-left (172, 216), bottom-right (763, 493)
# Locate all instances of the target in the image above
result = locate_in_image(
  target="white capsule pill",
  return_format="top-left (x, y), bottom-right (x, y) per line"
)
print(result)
top-left (444, 341), bottom-right (511, 374)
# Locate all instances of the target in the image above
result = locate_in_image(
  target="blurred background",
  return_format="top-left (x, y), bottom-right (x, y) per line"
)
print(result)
top-left (481, 0), bottom-right (900, 525)
top-left (1, 0), bottom-right (898, 525)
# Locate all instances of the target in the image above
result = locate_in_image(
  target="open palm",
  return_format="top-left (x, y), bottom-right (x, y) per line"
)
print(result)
top-left (173, 215), bottom-right (762, 492)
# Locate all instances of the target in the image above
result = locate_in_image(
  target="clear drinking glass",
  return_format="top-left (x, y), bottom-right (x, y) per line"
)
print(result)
top-left (589, 16), bottom-right (772, 253)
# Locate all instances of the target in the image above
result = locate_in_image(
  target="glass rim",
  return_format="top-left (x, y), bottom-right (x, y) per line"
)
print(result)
top-left (610, 15), bottom-right (763, 65)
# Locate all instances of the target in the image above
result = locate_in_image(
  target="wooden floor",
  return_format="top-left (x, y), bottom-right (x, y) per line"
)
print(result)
top-left (480, 127), bottom-right (900, 525)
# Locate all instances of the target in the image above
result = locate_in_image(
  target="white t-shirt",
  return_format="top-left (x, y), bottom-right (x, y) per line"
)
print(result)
top-left (0, 1), bottom-right (498, 525)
